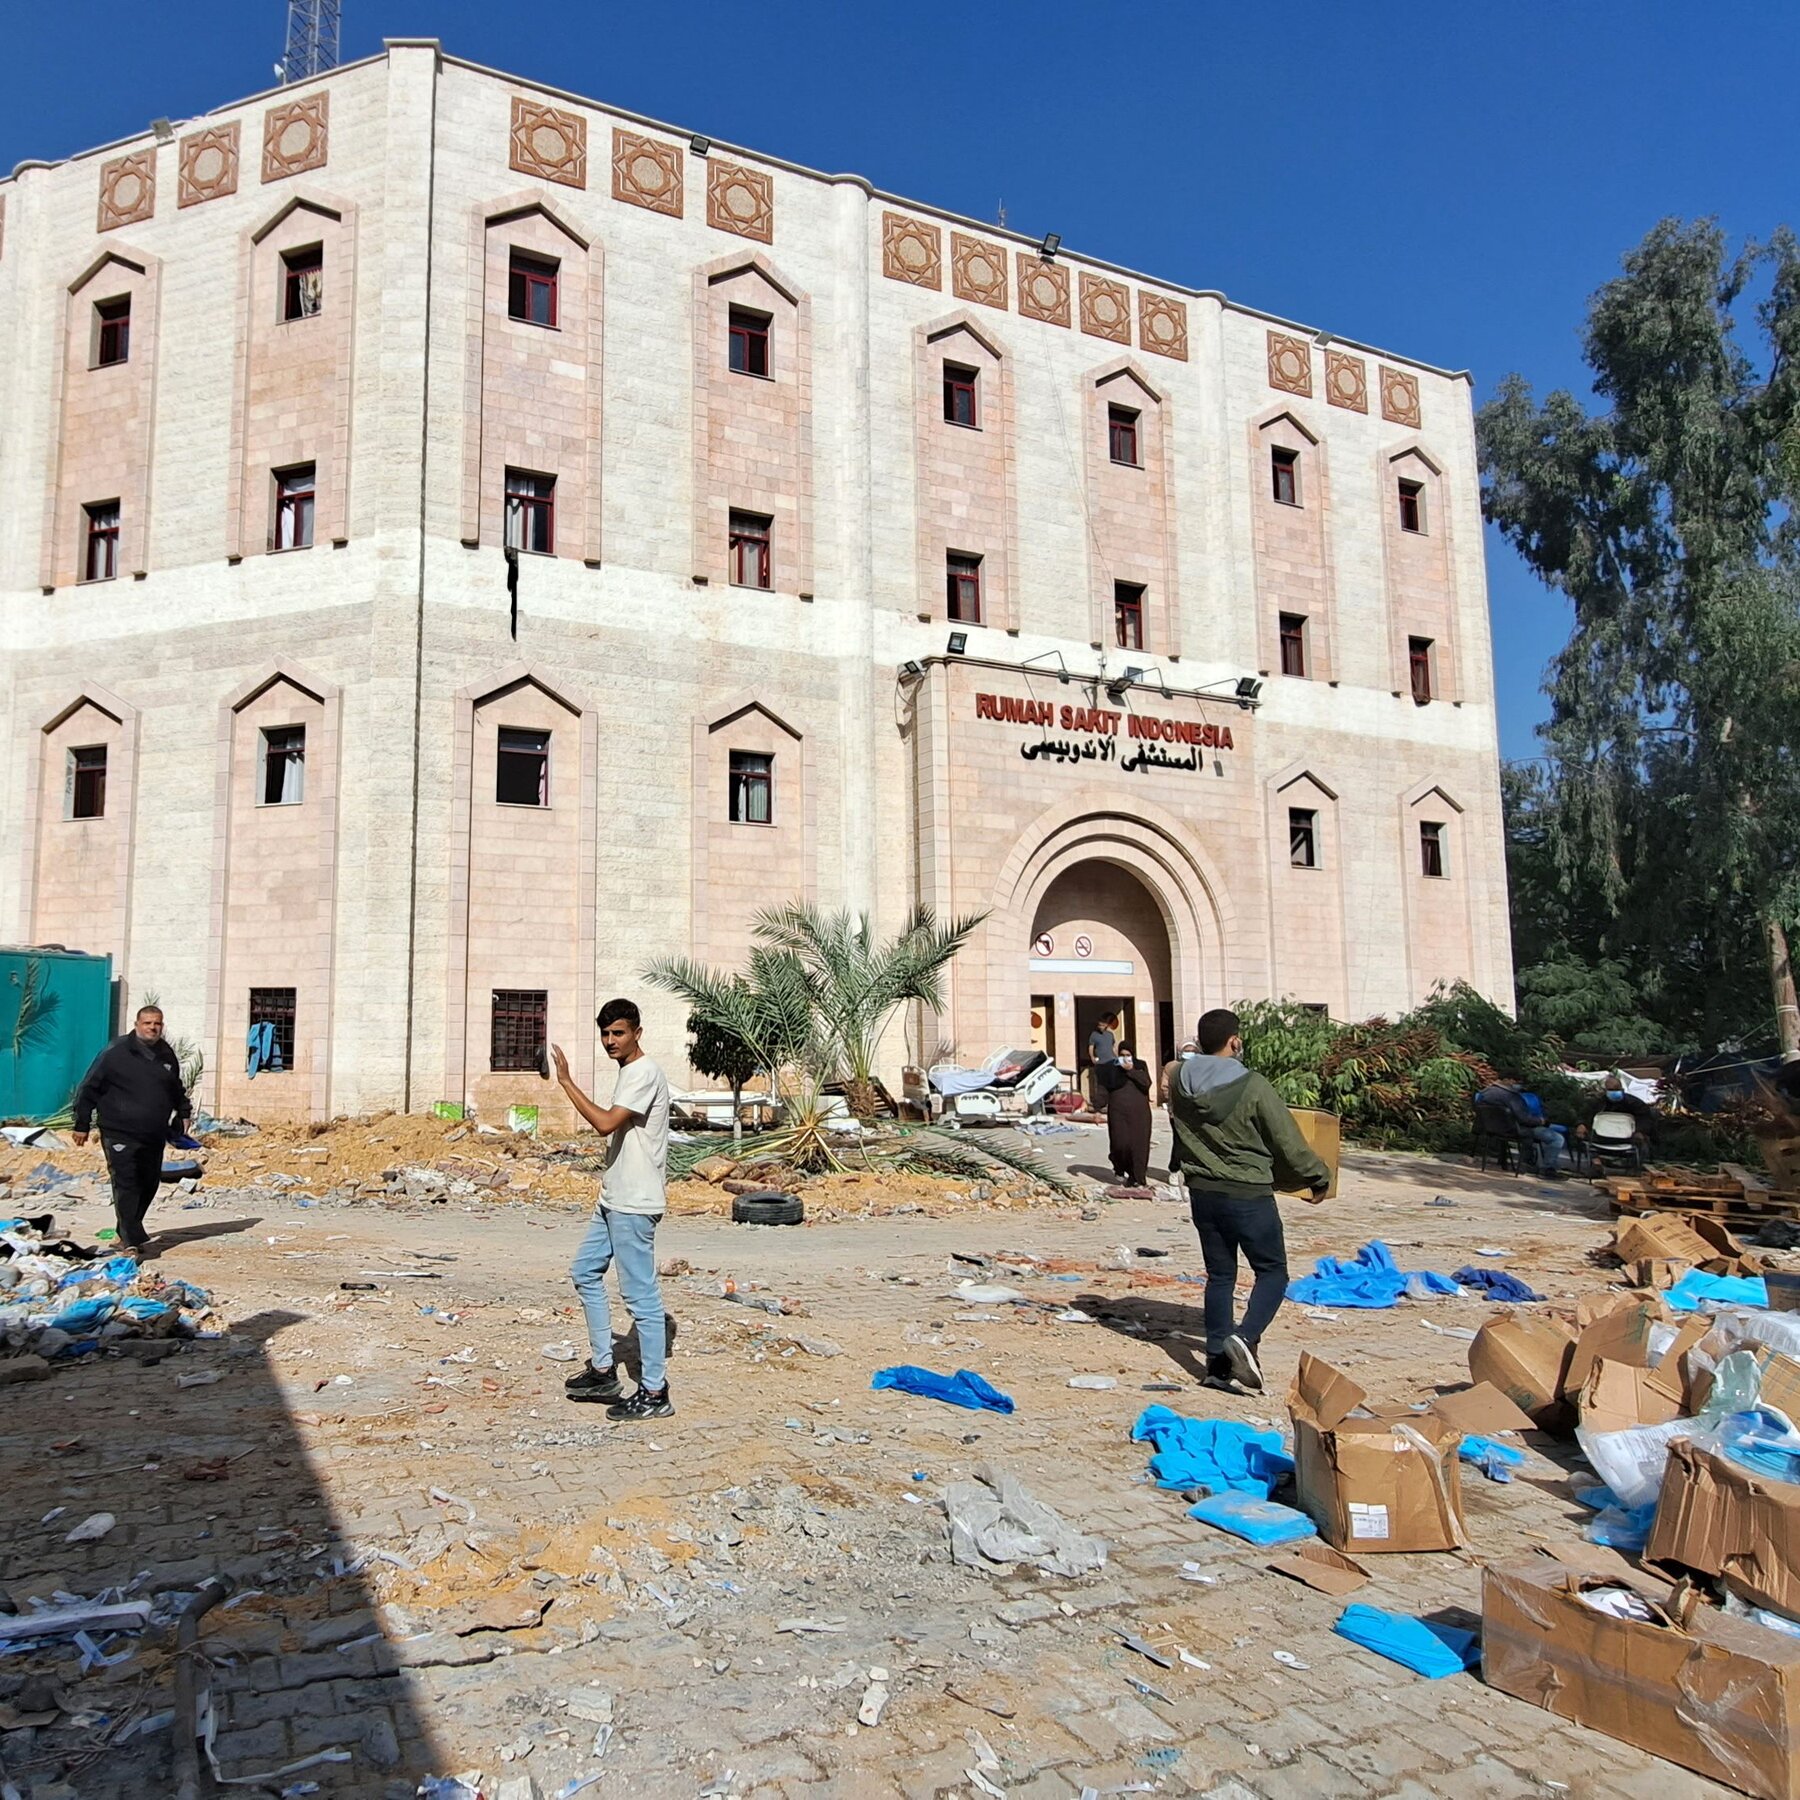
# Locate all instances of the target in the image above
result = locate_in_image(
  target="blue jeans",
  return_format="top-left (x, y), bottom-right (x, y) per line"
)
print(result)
top-left (570, 1208), bottom-right (667, 1390)
top-left (1188, 1189), bottom-right (1289, 1356)
top-left (1527, 1126), bottom-right (1564, 1173)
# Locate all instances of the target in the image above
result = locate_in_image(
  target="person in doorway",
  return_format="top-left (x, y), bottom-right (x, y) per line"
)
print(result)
top-left (71, 1004), bottom-right (192, 1251)
top-left (1086, 1011), bottom-right (1121, 1110)
top-left (1101, 1046), bottom-right (1154, 1188)
top-left (1170, 1008), bottom-right (1329, 1394)
top-left (552, 998), bottom-right (675, 1422)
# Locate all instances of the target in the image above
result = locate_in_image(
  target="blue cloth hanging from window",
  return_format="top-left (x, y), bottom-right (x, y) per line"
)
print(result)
top-left (246, 1020), bottom-right (283, 1079)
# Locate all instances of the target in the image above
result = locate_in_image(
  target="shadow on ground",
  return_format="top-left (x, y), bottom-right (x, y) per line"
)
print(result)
top-left (1072, 1289), bottom-right (1210, 1384)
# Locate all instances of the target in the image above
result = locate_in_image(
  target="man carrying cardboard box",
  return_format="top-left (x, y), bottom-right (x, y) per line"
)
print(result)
top-left (1170, 1008), bottom-right (1330, 1393)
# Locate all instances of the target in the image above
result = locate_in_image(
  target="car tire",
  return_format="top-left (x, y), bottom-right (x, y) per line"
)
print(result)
top-left (731, 1190), bottom-right (805, 1226)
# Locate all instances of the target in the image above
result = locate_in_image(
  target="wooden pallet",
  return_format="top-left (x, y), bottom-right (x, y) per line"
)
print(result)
top-left (1604, 1167), bottom-right (1800, 1225)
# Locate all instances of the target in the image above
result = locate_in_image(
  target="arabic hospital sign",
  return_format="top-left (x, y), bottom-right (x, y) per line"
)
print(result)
top-left (972, 691), bottom-right (1234, 775)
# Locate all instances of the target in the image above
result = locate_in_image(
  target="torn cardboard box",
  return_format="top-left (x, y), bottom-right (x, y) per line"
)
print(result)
top-left (1647, 1438), bottom-right (1800, 1619)
top-left (1577, 1358), bottom-right (1686, 1435)
top-left (1266, 1540), bottom-right (1369, 1596)
top-left (1564, 1297), bottom-right (1666, 1398)
top-left (1613, 1212), bottom-right (1752, 1269)
top-left (1288, 1353), bottom-right (1466, 1554)
top-left (1429, 1381), bottom-right (1537, 1437)
top-left (1483, 1558), bottom-right (1800, 1800)
top-left (1467, 1312), bottom-right (1575, 1432)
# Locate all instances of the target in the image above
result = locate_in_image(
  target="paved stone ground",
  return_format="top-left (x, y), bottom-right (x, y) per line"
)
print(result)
top-left (0, 1120), bottom-right (1740, 1799)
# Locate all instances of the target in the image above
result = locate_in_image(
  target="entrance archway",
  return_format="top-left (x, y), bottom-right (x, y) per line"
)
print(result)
top-left (1029, 862), bottom-right (1174, 1080)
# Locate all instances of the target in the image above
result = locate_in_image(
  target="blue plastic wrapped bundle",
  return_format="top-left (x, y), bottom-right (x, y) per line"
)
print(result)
top-left (1715, 1407), bottom-right (1800, 1484)
top-left (1288, 1240), bottom-right (1461, 1309)
top-left (1586, 1501), bottom-right (1658, 1551)
top-left (1130, 1407), bottom-right (1294, 1496)
top-left (1186, 1491), bottom-right (1317, 1545)
top-left (1333, 1604), bottom-right (1479, 1678)
top-left (1458, 1435), bottom-right (1525, 1483)
top-left (1665, 1270), bottom-right (1768, 1313)
top-left (47, 1296), bottom-right (117, 1333)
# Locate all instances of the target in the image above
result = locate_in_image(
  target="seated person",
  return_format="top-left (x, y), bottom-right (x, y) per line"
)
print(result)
top-left (1576, 1071), bottom-right (1658, 1149)
top-left (1474, 1075), bottom-right (1566, 1174)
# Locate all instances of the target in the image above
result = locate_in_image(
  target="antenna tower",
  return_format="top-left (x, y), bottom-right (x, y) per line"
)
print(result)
top-left (280, 0), bottom-right (342, 82)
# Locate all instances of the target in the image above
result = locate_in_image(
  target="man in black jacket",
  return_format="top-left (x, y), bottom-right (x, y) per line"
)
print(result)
top-left (72, 1005), bottom-right (192, 1249)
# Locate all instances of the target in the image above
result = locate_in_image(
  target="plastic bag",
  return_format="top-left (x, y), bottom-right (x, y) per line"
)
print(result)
top-left (1714, 1406), bottom-right (1800, 1485)
top-left (1697, 1351), bottom-right (1766, 1424)
top-left (1575, 1416), bottom-right (1706, 1511)
top-left (944, 1463), bottom-right (1108, 1576)
top-left (1586, 1501), bottom-right (1657, 1552)
top-left (1186, 1492), bottom-right (1317, 1546)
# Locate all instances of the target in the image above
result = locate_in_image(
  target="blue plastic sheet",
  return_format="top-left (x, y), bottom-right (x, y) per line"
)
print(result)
top-left (47, 1296), bottom-right (116, 1333)
top-left (1186, 1491), bottom-right (1316, 1546)
top-left (1287, 1240), bottom-right (1461, 1309)
top-left (1665, 1270), bottom-right (1768, 1313)
top-left (1130, 1407), bottom-right (1293, 1497)
top-left (870, 1366), bottom-right (1015, 1414)
top-left (1458, 1435), bottom-right (1524, 1483)
top-left (1452, 1267), bottom-right (1545, 1303)
top-left (1333, 1604), bottom-right (1479, 1678)
top-left (1716, 1408), bottom-right (1800, 1485)
top-left (1586, 1501), bottom-right (1657, 1551)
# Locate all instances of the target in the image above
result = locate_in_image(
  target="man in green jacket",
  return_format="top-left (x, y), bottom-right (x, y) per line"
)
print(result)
top-left (1169, 1008), bottom-right (1329, 1393)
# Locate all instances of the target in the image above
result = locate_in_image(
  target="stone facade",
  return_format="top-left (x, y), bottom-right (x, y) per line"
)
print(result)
top-left (0, 42), bottom-right (1512, 1123)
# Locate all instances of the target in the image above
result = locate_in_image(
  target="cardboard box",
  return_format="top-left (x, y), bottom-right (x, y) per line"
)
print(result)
top-left (1564, 1297), bottom-right (1665, 1398)
top-left (1483, 1558), bottom-right (1800, 1800)
top-left (1428, 1381), bottom-right (1538, 1437)
top-left (1614, 1212), bottom-right (1746, 1267)
top-left (1647, 1438), bottom-right (1800, 1619)
top-left (1467, 1312), bottom-right (1576, 1431)
top-left (1277, 1107), bottom-right (1340, 1200)
top-left (1577, 1358), bottom-right (1686, 1435)
top-left (1288, 1354), bottom-right (1466, 1553)
top-left (1266, 1540), bottom-right (1368, 1596)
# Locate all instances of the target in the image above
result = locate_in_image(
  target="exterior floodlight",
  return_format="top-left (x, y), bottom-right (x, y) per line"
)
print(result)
top-left (1105, 665), bottom-right (1144, 703)
top-left (1235, 676), bottom-right (1264, 708)
top-left (898, 659), bottom-right (924, 681)
top-left (151, 118), bottom-right (175, 142)
top-left (689, 134), bottom-right (711, 156)
top-left (946, 632), bottom-right (968, 656)
top-left (1040, 233), bottom-right (1061, 258)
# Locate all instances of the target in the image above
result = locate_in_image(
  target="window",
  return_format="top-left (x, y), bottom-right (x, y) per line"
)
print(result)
top-left (1289, 807), bottom-right (1318, 869)
top-left (282, 245), bottom-right (323, 321)
top-left (1409, 636), bottom-right (1434, 703)
top-left (69, 746), bottom-right (107, 820)
top-left (728, 306), bottom-right (771, 377)
top-left (496, 727), bottom-right (549, 806)
top-left (490, 989), bottom-right (547, 1073)
top-left (1420, 820), bottom-right (1445, 879)
top-left (1271, 446), bottom-right (1299, 506)
top-left (1108, 405), bottom-right (1140, 467)
top-left (728, 750), bottom-right (773, 823)
top-left (1279, 612), bottom-right (1307, 678)
top-left (507, 249), bottom-right (559, 328)
top-left (95, 296), bottom-right (131, 368)
top-left (1398, 477), bottom-right (1425, 533)
top-left (273, 464), bottom-right (316, 551)
top-left (248, 987), bottom-right (297, 1071)
top-left (261, 725), bottom-right (306, 805)
top-left (83, 501), bottom-right (120, 582)
top-left (943, 362), bottom-right (978, 428)
top-left (729, 511), bottom-right (772, 589)
top-left (946, 552), bottom-right (983, 624)
top-left (504, 469), bottom-right (555, 555)
top-left (1114, 581), bottom-right (1145, 650)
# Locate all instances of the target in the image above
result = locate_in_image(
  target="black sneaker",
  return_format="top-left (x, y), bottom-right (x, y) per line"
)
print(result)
top-left (605, 1385), bottom-right (674, 1422)
top-left (1202, 1354), bottom-right (1243, 1393)
top-left (1223, 1334), bottom-right (1265, 1393)
top-left (565, 1363), bottom-right (623, 1403)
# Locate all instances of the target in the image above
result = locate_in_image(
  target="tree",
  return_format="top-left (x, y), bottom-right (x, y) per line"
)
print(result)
top-left (685, 1009), bottom-right (759, 1142)
top-left (1480, 219), bottom-right (1800, 1055)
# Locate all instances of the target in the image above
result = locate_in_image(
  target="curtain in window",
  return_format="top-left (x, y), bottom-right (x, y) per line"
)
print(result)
top-left (279, 746), bottom-right (305, 804)
top-left (296, 270), bottom-right (323, 317)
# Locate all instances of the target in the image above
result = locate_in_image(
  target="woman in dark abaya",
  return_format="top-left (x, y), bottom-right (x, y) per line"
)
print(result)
top-left (1101, 1048), bottom-right (1154, 1187)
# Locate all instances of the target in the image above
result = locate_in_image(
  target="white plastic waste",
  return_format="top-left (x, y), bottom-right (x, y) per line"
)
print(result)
top-left (1575, 1416), bottom-right (1706, 1511)
top-left (944, 1462), bottom-right (1108, 1578)
top-left (953, 1282), bottom-right (1027, 1305)
top-left (1067, 1375), bottom-right (1118, 1390)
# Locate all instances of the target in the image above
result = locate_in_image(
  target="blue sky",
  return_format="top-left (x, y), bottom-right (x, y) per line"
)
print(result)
top-left (9, 2), bottom-right (1796, 758)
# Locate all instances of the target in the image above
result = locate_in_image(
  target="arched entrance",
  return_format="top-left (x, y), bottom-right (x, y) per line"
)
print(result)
top-left (1029, 862), bottom-right (1174, 1078)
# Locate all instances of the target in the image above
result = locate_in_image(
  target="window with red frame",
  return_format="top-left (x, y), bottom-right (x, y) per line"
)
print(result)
top-left (1409, 635), bottom-right (1434, 703)
top-left (1419, 820), bottom-right (1446, 879)
top-left (1271, 445), bottom-right (1299, 505)
top-left (943, 363), bottom-right (978, 428)
top-left (1108, 405), bottom-right (1140, 467)
top-left (69, 746), bottom-right (108, 820)
top-left (1279, 612), bottom-right (1307, 677)
top-left (489, 989), bottom-right (547, 1072)
top-left (946, 553), bottom-right (983, 624)
top-left (729, 510), bottom-right (772, 589)
top-left (728, 306), bottom-right (771, 377)
top-left (273, 464), bottom-right (315, 551)
top-left (95, 296), bottom-right (130, 367)
top-left (282, 244), bottom-right (323, 321)
top-left (83, 501), bottom-right (120, 582)
top-left (1114, 581), bottom-right (1146, 650)
top-left (508, 249), bottom-right (559, 328)
top-left (504, 468), bottom-right (555, 555)
top-left (1398, 477), bottom-right (1425, 533)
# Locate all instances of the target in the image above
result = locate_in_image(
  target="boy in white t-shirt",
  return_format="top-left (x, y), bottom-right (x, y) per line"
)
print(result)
top-left (552, 997), bottom-right (674, 1421)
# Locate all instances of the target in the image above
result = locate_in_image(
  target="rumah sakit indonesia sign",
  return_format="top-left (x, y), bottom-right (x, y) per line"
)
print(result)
top-left (973, 691), bottom-right (1235, 775)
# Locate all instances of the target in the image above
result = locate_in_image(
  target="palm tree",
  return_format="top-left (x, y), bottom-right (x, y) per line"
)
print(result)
top-left (750, 902), bottom-right (987, 1119)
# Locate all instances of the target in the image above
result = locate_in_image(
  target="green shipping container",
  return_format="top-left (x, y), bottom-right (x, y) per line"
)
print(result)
top-left (0, 947), bottom-right (115, 1122)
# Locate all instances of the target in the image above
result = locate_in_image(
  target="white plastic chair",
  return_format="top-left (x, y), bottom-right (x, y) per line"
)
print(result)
top-left (1589, 1107), bottom-right (1645, 1174)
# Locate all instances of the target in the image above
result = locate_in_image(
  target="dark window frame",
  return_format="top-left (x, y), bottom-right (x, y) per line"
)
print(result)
top-left (83, 501), bottom-right (120, 583)
top-left (728, 750), bottom-right (774, 824)
top-left (728, 306), bottom-right (772, 378)
top-left (1398, 476), bottom-right (1425, 534)
top-left (489, 988), bottom-right (547, 1073)
top-left (1279, 612), bottom-right (1308, 678)
top-left (1108, 404), bottom-right (1141, 467)
top-left (1420, 820), bottom-right (1446, 880)
top-left (273, 463), bottom-right (316, 552)
top-left (1114, 581), bottom-right (1146, 651)
top-left (282, 243), bottom-right (324, 322)
top-left (1271, 445), bottom-right (1300, 506)
top-left (946, 552), bottom-right (983, 625)
top-left (504, 467), bottom-right (556, 556)
top-left (248, 986), bottom-right (298, 1070)
top-left (95, 296), bottom-right (131, 368)
top-left (729, 510), bottom-right (773, 589)
top-left (943, 362), bottom-right (979, 429)
top-left (260, 724), bottom-right (307, 806)
top-left (495, 726), bottom-right (550, 807)
top-left (1289, 806), bottom-right (1318, 869)
top-left (1409, 636), bottom-right (1434, 704)
top-left (507, 248), bottom-right (560, 328)
top-left (69, 745), bottom-right (108, 821)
